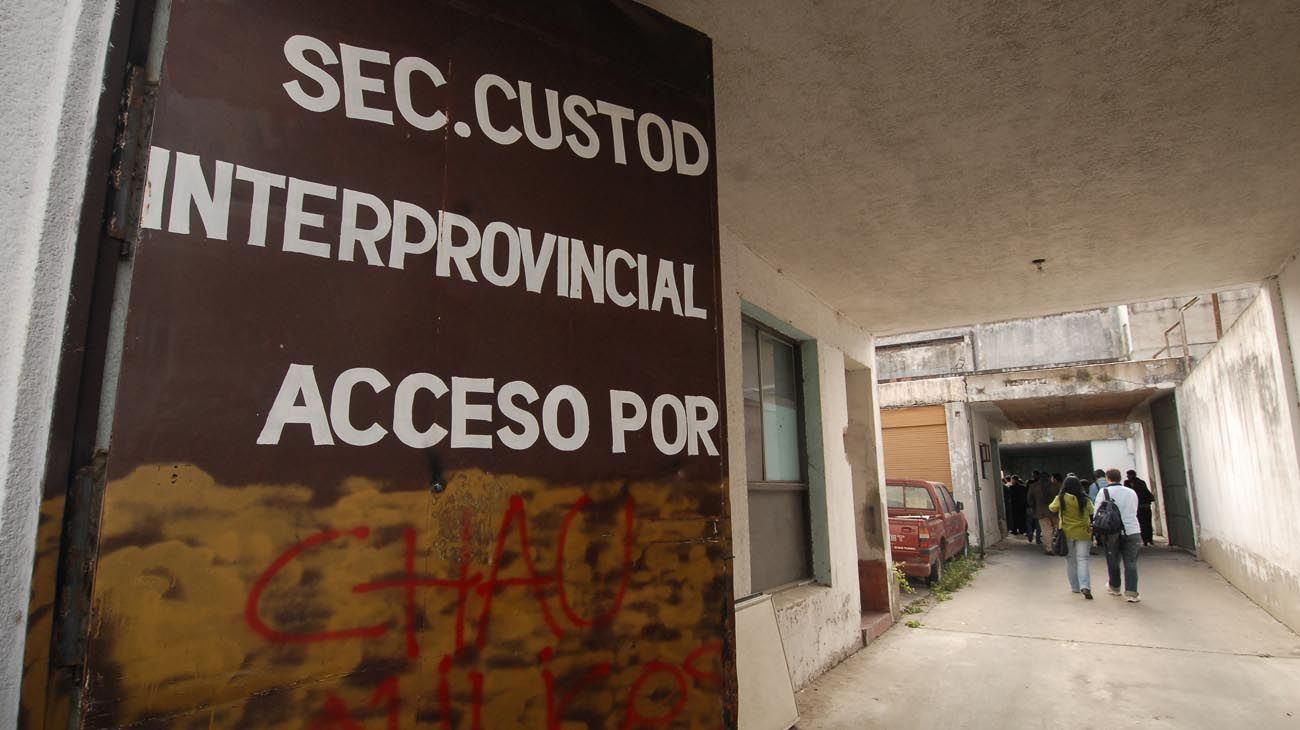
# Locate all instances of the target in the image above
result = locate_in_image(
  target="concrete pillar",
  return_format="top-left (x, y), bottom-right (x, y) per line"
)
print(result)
top-left (846, 366), bottom-right (896, 615)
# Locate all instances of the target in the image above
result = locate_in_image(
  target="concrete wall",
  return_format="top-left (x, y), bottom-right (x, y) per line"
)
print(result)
top-left (879, 289), bottom-right (1258, 383)
top-left (845, 367), bottom-right (896, 615)
top-left (876, 336), bottom-right (971, 381)
top-left (974, 308), bottom-right (1125, 371)
top-left (721, 239), bottom-right (874, 689)
top-left (0, 2), bottom-right (117, 724)
top-left (1127, 287), bottom-right (1258, 361)
top-left (877, 308), bottom-right (1125, 379)
top-left (1001, 423), bottom-right (1136, 445)
top-left (1177, 282), bottom-right (1300, 633)
top-left (945, 405), bottom-right (1003, 549)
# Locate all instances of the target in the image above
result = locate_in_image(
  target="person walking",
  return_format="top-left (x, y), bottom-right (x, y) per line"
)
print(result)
top-left (1088, 469), bottom-right (1108, 550)
top-left (1050, 475), bottom-right (1094, 598)
top-left (1003, 476), bottom-right (1018, 534)
top-left (1009, 475), bottom-right (1028, 536)
top-left (1024, 471), bottom-right (1043, 543)
top-left (1026, 472), bottom-right (1058, 554)
top-left (1097, 468), bottom-right (1143, 602)
top-left (1126, 470), bottom-right (1156, 546)
top-left (1087, 469), bottom-right (1107, 502)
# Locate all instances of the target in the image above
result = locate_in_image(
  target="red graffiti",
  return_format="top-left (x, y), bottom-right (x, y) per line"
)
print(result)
top-left (473, 494), bottom-right (568, 648)
top-left (556, 494), bottom-right (635, 628)
top-left (309, 676), bottom-right (400, 730)
top-left (621, 662), bottom-right (688, 729)
top-left (245, 495), bottom-right (725, 728)
top-left (248, 495), bottom-right (633, 656)
top-left (682, 642), bottom-right (724, 689)
top-left (540, 646), bottom-right (612, 730)
top-left (245, 526), bottom-right (387, 644)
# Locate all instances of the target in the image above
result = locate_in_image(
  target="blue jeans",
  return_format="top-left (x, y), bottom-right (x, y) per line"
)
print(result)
top-left (1104, 534), bottom-right (1141, 595)
top-left (1066, 539), bottom-right (1091, 591)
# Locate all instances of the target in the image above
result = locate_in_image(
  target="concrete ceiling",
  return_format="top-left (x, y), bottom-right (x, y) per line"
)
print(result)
top-left (644, 1), bottom-right (1300, 333)
top-left (993, 389), bottom-right (1159, 429)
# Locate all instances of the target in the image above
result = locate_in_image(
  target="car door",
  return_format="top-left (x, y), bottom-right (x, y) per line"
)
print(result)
top-left (938, 485), bottom-right (962, 554)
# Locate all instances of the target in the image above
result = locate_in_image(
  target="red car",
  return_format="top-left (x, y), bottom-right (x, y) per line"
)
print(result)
top-left (887, 479), bottom-right (969, 584)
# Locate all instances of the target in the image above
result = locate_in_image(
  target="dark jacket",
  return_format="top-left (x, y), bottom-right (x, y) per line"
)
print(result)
top-left (1127, 477), bottom-right (1155, 506)
top-left (1009, 481), bottom-right (1028, 511)
top-left (1026, 480), bottom-right (1056, 519)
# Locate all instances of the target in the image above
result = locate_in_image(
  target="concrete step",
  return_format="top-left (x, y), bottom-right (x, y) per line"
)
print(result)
top-left (860, 610), bottom-right (894, 645)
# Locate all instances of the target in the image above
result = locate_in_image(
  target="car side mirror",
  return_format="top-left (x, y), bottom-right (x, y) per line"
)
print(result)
top-left (956, 501), bottom-right (965, 511)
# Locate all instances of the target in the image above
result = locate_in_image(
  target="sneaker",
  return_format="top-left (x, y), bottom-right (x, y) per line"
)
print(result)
top-left (1108, 587), bottom-right (1122, 596)
top-left (1126, 594), bottom-right (1141, 603)
top-left (1082, 589), bottom-right (1093, 600)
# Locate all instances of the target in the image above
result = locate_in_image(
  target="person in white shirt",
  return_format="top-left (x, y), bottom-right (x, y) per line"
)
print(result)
top-left (1096, 468), bottom-right (1143, 602)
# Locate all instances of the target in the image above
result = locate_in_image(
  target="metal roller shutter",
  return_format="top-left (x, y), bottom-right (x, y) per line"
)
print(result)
top-left (881, 406), bottom-right (953, 487)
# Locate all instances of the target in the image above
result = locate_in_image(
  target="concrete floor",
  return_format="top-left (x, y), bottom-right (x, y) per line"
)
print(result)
top-left (795, 538), bottom-right (1300, 729)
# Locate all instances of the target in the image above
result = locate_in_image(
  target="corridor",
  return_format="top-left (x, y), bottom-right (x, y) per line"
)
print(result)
top-left (795, 538), bottom-right (1300, 729)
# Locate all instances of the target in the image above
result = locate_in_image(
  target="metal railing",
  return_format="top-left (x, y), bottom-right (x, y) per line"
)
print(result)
top-left (1151, 297), bottom-right (1200, 365)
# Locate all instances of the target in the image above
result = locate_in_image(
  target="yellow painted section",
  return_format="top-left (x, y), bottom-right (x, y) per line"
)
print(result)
top-left (19, 495), bottom-right (64, 730)
top-left (57, 465), bottom-right (731, 728)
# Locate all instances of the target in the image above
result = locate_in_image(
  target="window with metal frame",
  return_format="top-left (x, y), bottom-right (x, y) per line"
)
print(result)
top-left (741, 317), bottom-right (812, 592)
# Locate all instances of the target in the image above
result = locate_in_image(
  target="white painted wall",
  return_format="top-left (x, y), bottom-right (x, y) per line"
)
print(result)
top-left (1177, 283), bottom-right (1300, 632)
top-left (971, 412), bottom-right (1004, 547)
top-left (1090, 439), bottom-right (1137, 475)
top-left (721, 238), bottom-right (873, 689)
top-left (0, 2), bottom-right (117, 723)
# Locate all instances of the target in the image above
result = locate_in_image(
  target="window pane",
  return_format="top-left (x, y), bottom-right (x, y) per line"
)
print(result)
top-left (904, 487), bottom-right (935, 510)
top-left (748, 489), bottom-right (812, 591)
top-left (886, 485), bottom-right (905, 508)
top-left (742, 323), bottom-right (764, 480)
top-left (760, 334), bottom-right (800, 481)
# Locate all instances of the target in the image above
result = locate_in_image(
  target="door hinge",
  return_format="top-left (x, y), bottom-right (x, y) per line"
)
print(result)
top-left (106, 63), bottom-right (157, 259)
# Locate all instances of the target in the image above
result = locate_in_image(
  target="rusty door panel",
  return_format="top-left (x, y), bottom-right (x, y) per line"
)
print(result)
top-left (64, 1), bottom-right (734, 727)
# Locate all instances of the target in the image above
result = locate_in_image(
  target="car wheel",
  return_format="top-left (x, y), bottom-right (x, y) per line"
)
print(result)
top-left (927, 549), bottom-right (945, 585)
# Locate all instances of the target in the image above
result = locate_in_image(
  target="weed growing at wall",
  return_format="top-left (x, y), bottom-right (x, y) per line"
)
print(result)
top-left (893, 562), bottom-right (915, 594)
top-left (932, 554), bottom-right (983, 595)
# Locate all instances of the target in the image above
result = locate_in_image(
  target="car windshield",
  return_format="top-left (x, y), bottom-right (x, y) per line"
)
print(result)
top-left (887, 485), bottom-right (936, 510)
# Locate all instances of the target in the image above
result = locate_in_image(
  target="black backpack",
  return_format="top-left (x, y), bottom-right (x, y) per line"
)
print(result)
top-left (1092, 488), bottom-right (1124, 536)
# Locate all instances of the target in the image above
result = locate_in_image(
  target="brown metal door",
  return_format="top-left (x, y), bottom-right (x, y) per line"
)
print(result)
top-left (34, 2), bottom-right (733, 728)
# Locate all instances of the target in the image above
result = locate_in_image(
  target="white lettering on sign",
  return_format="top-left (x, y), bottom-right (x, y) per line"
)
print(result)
top-left (282, 35), bottom-right (709, 176)
top-left (256, 364), bottom-right (720, 457)
top-left (141, 146), bottom-right (711, 320)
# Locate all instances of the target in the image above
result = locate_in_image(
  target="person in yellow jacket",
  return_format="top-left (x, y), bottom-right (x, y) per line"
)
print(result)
top-left (1050, 475), bottom-right (1096, 599)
